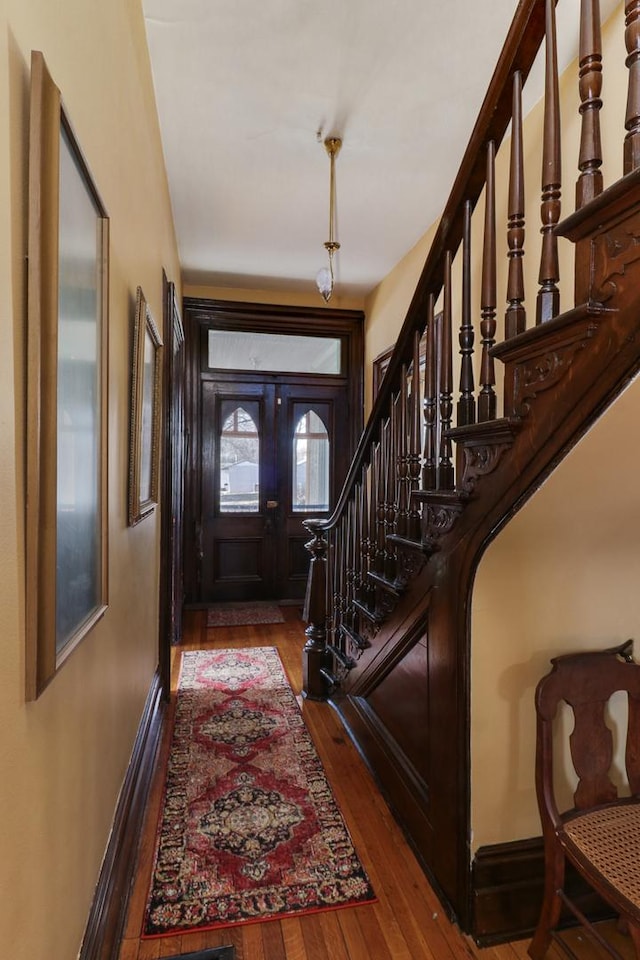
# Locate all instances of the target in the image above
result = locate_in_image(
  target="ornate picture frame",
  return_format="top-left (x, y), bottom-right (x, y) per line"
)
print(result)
top-left (128, 286), bottom-right (163, 525)
top-left (26, 51), bottom-right (109, 699)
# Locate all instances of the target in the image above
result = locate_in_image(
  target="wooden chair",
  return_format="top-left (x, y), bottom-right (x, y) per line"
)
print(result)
top-left (529, 640), bottom-right (640, 960)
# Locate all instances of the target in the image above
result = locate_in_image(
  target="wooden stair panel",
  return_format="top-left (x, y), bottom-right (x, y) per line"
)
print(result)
top-left (300, 0), bottom-right (640, 938)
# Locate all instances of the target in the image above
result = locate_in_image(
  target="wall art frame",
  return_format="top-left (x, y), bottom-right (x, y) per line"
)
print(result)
top-left (128, 286), bottom-right (163, 526)
top-left (26, 51), bottom-right (110, 700)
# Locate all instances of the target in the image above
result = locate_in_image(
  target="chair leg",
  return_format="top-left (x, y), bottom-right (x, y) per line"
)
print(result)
top-left (529, 845), bottom-right (565, 960)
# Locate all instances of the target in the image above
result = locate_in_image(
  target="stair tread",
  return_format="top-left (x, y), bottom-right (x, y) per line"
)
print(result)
top-left (368, 569), bottom-right (403, 597)
top-left (491, 301), bottom-right (612, 362)
top-left (556, 165), bottom-right (640, 242)
top-left (352, 598), bottom-right (384, 624)
top-left (386, 532), bottom-right (432, 555)
top-left (340, 623), bottom-right (371, 651)
top-left (327, 643), bottom-right (356, 669)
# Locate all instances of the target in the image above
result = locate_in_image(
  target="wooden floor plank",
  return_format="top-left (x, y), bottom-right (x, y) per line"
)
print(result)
top-left (117, 609), bottom-right (634, 960)
top-left (260, 921), bottom-right (287, 960)
top-left (316, 911), bottom-right (351, 960)
top-left (279, 916), bottom-right (306, 960)
top-left (116, 940), bottom-right (139, 960)
top-left (299, 914), bottom-right (331, 960)
top-left (337, 908), bottom-right (379, 960)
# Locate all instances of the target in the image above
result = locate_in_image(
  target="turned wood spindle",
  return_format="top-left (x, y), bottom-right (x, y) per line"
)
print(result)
top-left (369, 444), bottom-right (379, 591)
top-left (506, 72), bottom-right (526, 339)
top-left (577, 0), bottom-right (603, 205)
top-left (344, 500), bottom-right (355, 638)
top-left (363, 460), bottom-right (375, 608)
top-left (458, 201), bottom-right (476, 423)
top-left (537, 0), bottom-right (562, 324)
top-left (438, 250), bottom-right (455, 489)
top-left (360, 468), bottom-right (369, 584)
top-left (408, 329), bottom-right (423, 540)
top-left (375, 435), bottom-right (387, 576)
top-left (395, 371), bottom-right (410, 539)
top-left (625, 0), bottom-right (640, 173)
top-left (353, 478), bottom-right (364, 610)
top-left (332, 522), bottom-right (344, 645)
top-left (479, 141), bottom-right (497, 422)
top-left (384, 412), bottom-right (397, 581)
top-left (423, 294), bottom-right (438, 490)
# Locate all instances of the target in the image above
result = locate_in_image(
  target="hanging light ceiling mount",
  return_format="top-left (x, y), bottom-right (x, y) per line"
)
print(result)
top-left (316, 136), bottom-right (342, 303)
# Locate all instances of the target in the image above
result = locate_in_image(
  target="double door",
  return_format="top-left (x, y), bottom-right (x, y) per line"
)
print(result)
top-left (200, 376), bottom-right (349, 602)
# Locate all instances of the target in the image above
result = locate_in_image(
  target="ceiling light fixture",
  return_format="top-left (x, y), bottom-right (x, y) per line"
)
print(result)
top-left (316, 136), bottom-right (342, 303)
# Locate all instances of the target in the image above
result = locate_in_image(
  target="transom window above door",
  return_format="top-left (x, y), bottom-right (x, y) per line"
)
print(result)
top-left (208, 330), bottom-right (342, 375)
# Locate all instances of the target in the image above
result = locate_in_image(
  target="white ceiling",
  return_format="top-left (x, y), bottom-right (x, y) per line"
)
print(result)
top-left (142, 0), bottom-right (619, 301)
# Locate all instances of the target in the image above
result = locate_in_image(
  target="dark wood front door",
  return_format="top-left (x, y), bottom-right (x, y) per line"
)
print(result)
top-left (200, 376), bottom-right (349, 602)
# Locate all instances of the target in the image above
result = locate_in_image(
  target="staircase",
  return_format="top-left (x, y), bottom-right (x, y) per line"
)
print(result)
top-left (301, 0), bottom-right (640, 940)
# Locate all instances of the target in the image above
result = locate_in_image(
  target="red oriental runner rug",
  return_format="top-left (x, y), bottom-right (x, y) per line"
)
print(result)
top-left (142, 647), bottom-right (375, 937)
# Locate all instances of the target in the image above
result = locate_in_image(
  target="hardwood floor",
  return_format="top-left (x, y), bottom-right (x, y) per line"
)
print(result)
top-left (118, 608), bottom-right (631, 960)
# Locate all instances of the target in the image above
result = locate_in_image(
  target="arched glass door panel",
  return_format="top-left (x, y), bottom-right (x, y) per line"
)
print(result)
top-left (219, 403), bottom-right (259, 513)
top-left (292, 409), bottom-right (329, 513)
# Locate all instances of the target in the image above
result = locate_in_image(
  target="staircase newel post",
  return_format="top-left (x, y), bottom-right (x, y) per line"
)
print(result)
top-left (302, 518), bottom-right (329, 701)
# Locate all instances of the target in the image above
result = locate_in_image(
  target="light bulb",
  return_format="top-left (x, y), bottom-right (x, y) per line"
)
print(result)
top-left (316, 266), bottom-right (333, 302)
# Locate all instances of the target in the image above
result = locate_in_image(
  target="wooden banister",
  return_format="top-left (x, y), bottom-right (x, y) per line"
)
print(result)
top-left (303, 0), bottom-right (559, 695)
top-left (315, 0), bottom-right (554, 525)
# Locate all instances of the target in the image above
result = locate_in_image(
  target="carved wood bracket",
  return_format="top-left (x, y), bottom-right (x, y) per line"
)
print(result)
top-left (511, 321), bottom-right (599, 416)
top-left (418, 491), bottom-right (469, 552)
top-left (460, 442), bottom-right (514, 494)
top-left (591, 222), bottom-right (640, 303)
top-left (448, 419), bottom-right (521, 495)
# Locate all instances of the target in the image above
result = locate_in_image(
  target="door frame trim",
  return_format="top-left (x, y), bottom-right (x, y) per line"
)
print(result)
top-left (158, 272), bottom-right (185, 699)
top-left (182, 298), bottom-right (364, 605)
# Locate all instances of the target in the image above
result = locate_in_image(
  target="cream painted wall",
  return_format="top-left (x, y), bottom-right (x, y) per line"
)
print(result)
top-left (470, 2), bottom-right (637, 851)
top-left (0, 2), bottom-right (180, 958)
top-left (363, 222), bottom-right (437, 413)
top-left (183, 282), bottom-right (364, 312)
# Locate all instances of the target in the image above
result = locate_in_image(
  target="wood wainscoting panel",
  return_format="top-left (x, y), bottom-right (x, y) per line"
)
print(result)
top-left (80, 670), bottom-right (166, 960)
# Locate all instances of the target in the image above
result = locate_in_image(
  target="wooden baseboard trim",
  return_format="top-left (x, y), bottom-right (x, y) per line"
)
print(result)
top-left (472, 836), bottom-right (614, 945)
top-left (80, 669), bottom-right (166, 960)
top-left (472, 837), bottom-right (545, 944)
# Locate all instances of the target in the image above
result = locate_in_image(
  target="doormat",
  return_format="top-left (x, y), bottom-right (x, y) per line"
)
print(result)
top-left (206, 603), bottom-right (285, 627)
top-left (142, 647), bottom-right (375, 937)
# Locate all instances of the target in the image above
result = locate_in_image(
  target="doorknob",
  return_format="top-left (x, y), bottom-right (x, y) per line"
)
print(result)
top-left (266, 500), bottom-right (279, 509)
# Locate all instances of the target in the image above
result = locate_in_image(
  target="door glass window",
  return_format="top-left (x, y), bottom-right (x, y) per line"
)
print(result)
top-left (208, 330), bottom-right (342, 374)
top-left (293, 410), bottom-right (329, 513)
top-left (219, 405), bottom-right (259, 513)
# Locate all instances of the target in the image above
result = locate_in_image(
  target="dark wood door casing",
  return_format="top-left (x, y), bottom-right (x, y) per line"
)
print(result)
top-left (158, 274), bottom-right (186, 697)
top-left (182, 298), bottom-right (364, 605)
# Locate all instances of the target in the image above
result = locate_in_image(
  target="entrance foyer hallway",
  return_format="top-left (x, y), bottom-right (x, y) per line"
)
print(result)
top-left (116, 609), bottom-right (632, 960)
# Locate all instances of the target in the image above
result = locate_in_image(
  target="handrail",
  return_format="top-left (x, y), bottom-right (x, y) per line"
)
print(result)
top-left (312, 0), bottom-right (552, 535)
